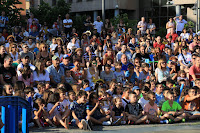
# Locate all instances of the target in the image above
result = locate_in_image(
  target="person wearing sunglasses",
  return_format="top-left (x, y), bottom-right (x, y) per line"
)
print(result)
top-left (155, 59), bottom-right (170, 84)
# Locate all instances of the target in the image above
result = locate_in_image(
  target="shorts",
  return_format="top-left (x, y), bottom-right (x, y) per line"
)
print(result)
top-left (184, 110), bottom-right (200, 115)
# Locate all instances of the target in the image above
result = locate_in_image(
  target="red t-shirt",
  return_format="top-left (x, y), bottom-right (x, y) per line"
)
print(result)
top-left (189, 65), bottom-right (200, 81)
top-left (166, 33), bottom-right (178, 42)
top-left (153, 42), bottom-right (165, 51)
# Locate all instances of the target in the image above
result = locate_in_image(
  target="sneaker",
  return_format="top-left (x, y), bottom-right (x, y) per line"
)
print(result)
top-left (160, 120), bottom-right (168, 124)
top-left (182, 118), bottom-right (185, 123)
top-left (86, 120), bottom-right (93, 131)
top-left (121, 121), bottom-right (126, 125)
top-left (168, 119), bottom-right (174, 124)
top-left (145, 120), bottom-right (150, 124)
top-left (102, 121), bottom-right (111, 126)
top-left (28, 122), bottom-right (35, 128)
top-left (112, 118), bottom-right (122, 125)
top-left (81, 119), bottom-right (87, 130)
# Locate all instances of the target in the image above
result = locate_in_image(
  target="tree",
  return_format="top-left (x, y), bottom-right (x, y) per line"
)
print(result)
top-left (110, 13), bottom-right (137, 32)
top-left (30, 0), bottom-right (71, 27)
top-left (0, 0), bottom-right (24, 27)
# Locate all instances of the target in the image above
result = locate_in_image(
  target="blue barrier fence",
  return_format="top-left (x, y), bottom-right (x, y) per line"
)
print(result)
top-left (0, 96), bottom-right (31, 133)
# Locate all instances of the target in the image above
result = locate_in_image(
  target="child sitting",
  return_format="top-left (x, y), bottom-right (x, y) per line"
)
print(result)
top-left (65, 68), bottom-right (74, 84)
top-left (138, 86), bottom-right (150, 109)
top-left (86, 92), bottom-right (111, 126)
top-left (122, 88), bottom-right (130, 109)
top-left (113, 85), bottom-right (123, 98)
top-left (70, 90), bottom-right (89, 130)
top-left (161, 91), bottom-right (186, 123)
top-left (99, 91), bottom-right (112, 116)
top-left (111, 97), bottom-right (126, 125)
top-left (182, 87), bottom-right (200, 120)
top-left (125, 92), bottom-right (148, 124)
top-left (144, 91), bottom-right (169, 123)
top-left (114, 62), bottom-right (125, 84)
top-left (155, 83), bottom-right (164, 105)
top-left (47, 93), bottom-right (69, 129)
top-left (125, 64), bottom-right (136, 85)
top-left (177, 70), bottom-right (189, 86)
top-left (33, 98), bottom-right (56, 129)
top-left (138, 63), bottom-right (150, 83)
top-left (34, 83), bottom-right (45, 100)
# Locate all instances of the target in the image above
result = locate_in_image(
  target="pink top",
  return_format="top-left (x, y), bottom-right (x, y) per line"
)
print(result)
top-left (189, 42), bottom-right (200, 51)
top-left (18, 73), bottom-right (33, 87)
top-left (189, 65), bottom-right (200, 81)
top-left (144, 102), bottom-right (158, 116)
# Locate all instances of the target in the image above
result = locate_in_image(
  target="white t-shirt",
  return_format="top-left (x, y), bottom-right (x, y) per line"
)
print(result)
top-left (33, 70), bottom-right (50, 82)
top-left (17, 63), bottom-right (36, 75)
top-left (180, 33), bottom-right (189, 39)
top-left (50, 43), bottom-right (58, 51)
top-left (67, 42), bottom-right (80, 51)
top-left (60, 99), bottom-right (70, 112)
top-left (28, 43), bottom-right (35, 49)
top-left (47, 103), bottom-right (60, 119)
top-left (178, 52), bottom-right (192, 66)
top-left (63, 19), bottom-right (73, 28)
top-left (23, 31), bottom-right (29, 37)
top-left (138, 97), bottom-right (149, 109)
top-left (55, 53), bottom-right (64, 60)
top-left (93, 21), bottom-right (103, 33)
top-left (175, 19), bottom-right (187, 32)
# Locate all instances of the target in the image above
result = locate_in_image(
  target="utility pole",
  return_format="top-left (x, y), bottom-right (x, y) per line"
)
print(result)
top-left (198, 0), bottom-right (200, 31)
top-left (102, 0), bottom-right (105, 28)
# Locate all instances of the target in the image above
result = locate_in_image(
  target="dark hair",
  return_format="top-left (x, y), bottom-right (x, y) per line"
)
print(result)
top-left (88, 92), bottom-right (97, 104)
top-left (141, 86), bottom-right (150, 92)
top-left (77, 90), bottom-right (87, 98)
top-left (129, 91), bottom-right (136, 95)
top-left (54, 46), bottom-right (64, 54)
top-left (48, 93), bottom-right (60, 104)
top-left (24, 87), bottom-right (34, 94)
top-left (14, 81), bottom-right (25, 91)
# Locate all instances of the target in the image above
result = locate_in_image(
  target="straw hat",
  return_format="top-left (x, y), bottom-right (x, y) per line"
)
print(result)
top-left (85, 30), bottom-right (91, 36)
top-left (7, 35), bottom-right (14, 40)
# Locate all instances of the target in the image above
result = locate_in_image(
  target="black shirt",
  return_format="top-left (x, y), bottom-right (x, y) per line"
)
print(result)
top-left (135, 53), bottom-right (149, 62)
top-left (0, 53), bottom-right (8, 67)
top-left (0, 66), bottom-right (16, 84)
top-left (125, 102), bottom-right (143, 116)
top-left (112, 105), bottom-right (124, 116)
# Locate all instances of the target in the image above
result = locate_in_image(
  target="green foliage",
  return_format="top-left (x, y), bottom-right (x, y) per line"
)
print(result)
top-left (184, 21), bottom-right (195, 29)
top-left (110, 13), bottom-right (137, 31)
top-left (155, 27), bottom-right (166, 38)
top-left (0, 0), bottom-right (24, 27)
top-left (71, 15), bottom-right (86, 35)
top-left (30, 0), bottom-right (71, 27)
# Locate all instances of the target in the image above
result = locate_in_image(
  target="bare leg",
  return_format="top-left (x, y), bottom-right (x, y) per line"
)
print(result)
top-left (135, 115), bottom-right (148, 124)
top-left (174, 113), bottom-right (186, 122)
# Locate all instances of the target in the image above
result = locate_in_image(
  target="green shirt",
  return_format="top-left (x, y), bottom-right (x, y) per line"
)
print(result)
top-left (161, 100), bottom-right (182, 112)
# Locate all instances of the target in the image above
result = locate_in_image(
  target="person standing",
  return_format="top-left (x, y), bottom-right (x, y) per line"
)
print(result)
top-left (174, 15), bottom-right (187, 36)
top-left (137, 17), bottom-right (147, 35)
top-left (0, 11), bottom-right (9, 33)
top-left (63, 14), bottom-right (73, 37)
top-left (93, 16), bottom-right (103, 34)
top-left (166, 18), bottom-right (175, 34)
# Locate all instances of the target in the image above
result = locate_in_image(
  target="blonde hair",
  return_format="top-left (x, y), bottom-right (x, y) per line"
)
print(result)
top-left (112, 97), bottom-right (121, 105)
top-left (9, 43), bottom-right (18, 53)
top-left (157, 59), bottom-right (166, 69)
top-left (35, 61), bottom-right (46, 76)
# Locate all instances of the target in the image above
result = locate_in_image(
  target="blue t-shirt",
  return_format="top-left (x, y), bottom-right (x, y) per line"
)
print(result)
top-left (155, 93), bottom-right (164, 105)
top-left (125, 71), bottom-right (136, 84)
top-left (122, 62), bottom-right (133, 71)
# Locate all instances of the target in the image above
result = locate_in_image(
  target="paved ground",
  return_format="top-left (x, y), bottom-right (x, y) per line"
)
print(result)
top-left (30, 121), bottom-right (200, 133)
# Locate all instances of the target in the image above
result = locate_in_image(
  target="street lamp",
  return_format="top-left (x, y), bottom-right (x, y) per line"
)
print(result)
top-left (102, 0), bottom-right (105, 28)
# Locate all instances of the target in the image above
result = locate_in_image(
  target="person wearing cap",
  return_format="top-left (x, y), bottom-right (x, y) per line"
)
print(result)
top-left (47, 55), bottom-right (65, 87)
top-left (19, 43), bottom-right (34, 63)
top-left (60, 55), bottom-right (74, 70)
top-left (5, 35), bottom-right (14, 52)
top-left (17, 54), bottom-right (36, 75)
top-left (84, 87), bottom-right (93, 99)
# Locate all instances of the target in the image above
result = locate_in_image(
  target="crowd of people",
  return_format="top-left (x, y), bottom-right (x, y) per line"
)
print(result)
top-left (0, 10), bottom-right (200, 131)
